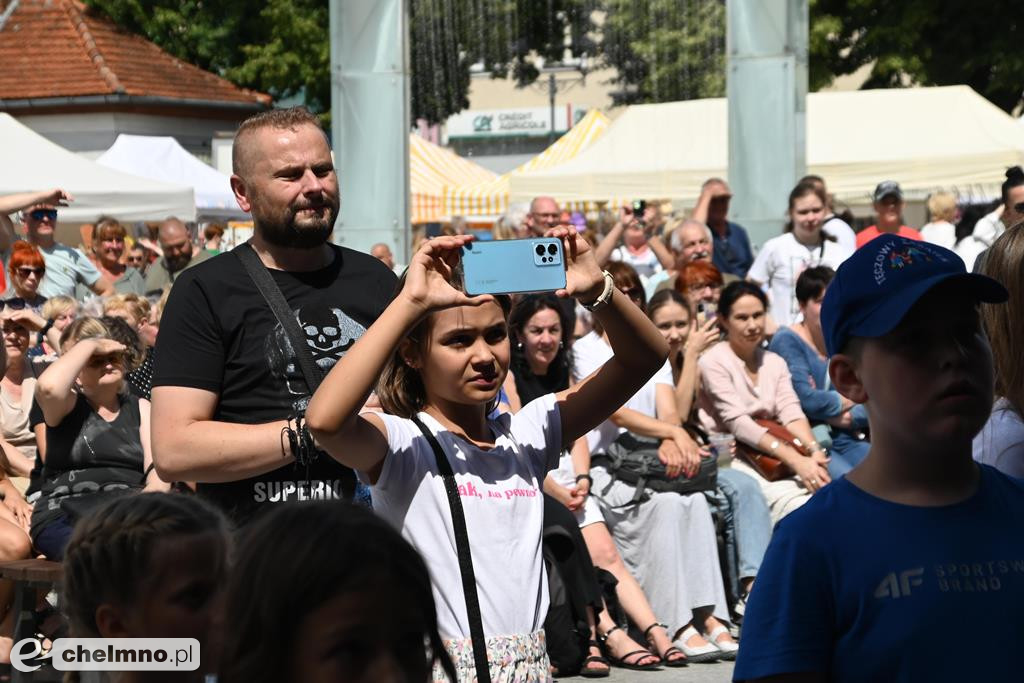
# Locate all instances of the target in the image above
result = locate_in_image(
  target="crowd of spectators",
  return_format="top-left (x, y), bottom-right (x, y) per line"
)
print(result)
top-left (0, 107), bottom-right (1020, 682)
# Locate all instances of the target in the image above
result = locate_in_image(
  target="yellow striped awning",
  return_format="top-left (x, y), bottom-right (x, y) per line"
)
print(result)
top-left (442, 110), bottom-right (611, 217)
top-left (410, 134), bottom-right (497, 224)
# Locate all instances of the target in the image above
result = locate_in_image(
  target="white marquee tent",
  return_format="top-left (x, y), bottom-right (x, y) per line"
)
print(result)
top-left (0, 114), bottom-right (195, 222)
top-left (510, 86), bottom-right (1024, 207)
top-left (97, 134), bottom-right (246, 221)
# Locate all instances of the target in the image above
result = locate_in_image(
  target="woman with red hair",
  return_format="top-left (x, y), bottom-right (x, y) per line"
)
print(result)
top-left (674, 261), bottom-right (725, 323)
top-left (4, 241), bottom-right (47, 310)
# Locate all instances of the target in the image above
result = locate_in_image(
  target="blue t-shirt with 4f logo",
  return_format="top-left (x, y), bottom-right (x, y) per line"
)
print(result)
top-left (734, 464), bottom-right (1024, 682)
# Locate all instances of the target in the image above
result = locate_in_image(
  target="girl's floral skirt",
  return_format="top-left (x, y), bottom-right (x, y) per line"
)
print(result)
top-left (434, 629), bottom-right (550, 682)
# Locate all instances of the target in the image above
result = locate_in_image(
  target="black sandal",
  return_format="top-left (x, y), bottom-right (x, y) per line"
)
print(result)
top-left (599, 625), bottom-right (661, 671)
top-left (579, 639), bottom-right (611, 678)
top-left (643, 622), bottom-right (689, 667)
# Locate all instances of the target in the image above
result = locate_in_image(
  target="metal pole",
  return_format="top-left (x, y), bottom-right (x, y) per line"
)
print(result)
top-left (727, 0), bottom-right (808, 248)
top-left (549, 73), bottom-right (557, 144)
top-left (330, 0), bottom-right (411, 261)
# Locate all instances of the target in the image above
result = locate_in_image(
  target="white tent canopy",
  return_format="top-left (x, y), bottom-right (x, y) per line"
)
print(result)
top-left (97, 135), bottom-right (246, 221)
top-left (0, 114), bottom-right (195, 222)
top-left (510, 86), bottom-right (1024, 207)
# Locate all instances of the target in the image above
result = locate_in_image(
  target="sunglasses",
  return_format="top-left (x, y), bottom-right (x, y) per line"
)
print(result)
top-left (87, 353), bottom-right (125, 369)
top-left (29, 209), bottom-right (57, 221)
top-left (687, 282), bottom-right (720, 294)
top-left (16, 267), bottom-right (43, 278)
top-left (619, 287), bottom-right (645, 301)
top-left (0, 298), bottom-right (26, 311)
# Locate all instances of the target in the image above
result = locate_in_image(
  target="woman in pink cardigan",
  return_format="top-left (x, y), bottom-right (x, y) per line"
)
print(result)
top-left (698, 282), bottom-right (829, 523)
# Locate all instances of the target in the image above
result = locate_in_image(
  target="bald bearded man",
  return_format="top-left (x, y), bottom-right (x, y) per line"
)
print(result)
top-left (144, 218), bottom-right (211, 294)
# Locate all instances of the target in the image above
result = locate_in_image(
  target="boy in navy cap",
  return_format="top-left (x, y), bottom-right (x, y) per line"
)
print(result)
top-left (734, 234), bottom-right (1024, 682)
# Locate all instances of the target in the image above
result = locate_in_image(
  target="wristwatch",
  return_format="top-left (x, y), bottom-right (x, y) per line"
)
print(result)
top-left (582, 271), bottom-right (614, 312)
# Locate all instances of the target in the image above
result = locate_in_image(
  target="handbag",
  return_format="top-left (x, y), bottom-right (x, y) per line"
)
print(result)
top-left (591, 424), bottom-right (718, 506)
top-left (734, 419), bottom-right (811, 482)
top-left (411, 416), bottom-right (492, 683)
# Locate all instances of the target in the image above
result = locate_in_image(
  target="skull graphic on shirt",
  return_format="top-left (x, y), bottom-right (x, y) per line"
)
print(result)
top-left (265, 306), bottom-right (367, 402)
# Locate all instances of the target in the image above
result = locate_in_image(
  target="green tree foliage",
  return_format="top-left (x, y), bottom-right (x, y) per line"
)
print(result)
top-left (810, 0), bottom-right (1024, 113)
top-left (84, 0), bottom-right (596, 124)
top-left (84, 0), bottom-right (1022, 123)
top-left (83, 0), bottom-right (331, 111)
top-left (601, 0), bottom-right (726, 104)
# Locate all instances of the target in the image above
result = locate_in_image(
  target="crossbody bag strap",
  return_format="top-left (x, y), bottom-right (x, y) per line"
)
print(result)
top-left (411, 416), bottom-right (492, 683)
top-left (234, 242), bottom-right (323, 393)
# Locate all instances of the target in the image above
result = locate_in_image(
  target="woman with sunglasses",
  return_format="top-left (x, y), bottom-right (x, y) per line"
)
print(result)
top-left (31, 317), bottom-right (168, 560)
top-left (79, 218), bottom-right (146, 298)
top-left (3, 242), bottom-right (47, 311)
top-left (0, 302), bottom-right (46, 481)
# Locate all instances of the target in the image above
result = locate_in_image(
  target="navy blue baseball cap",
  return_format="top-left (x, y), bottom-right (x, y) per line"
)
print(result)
top-left (821, 234), bottom-right (1008, 356)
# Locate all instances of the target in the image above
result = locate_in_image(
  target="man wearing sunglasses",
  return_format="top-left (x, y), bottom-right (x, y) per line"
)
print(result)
top-left (0, 189), bottom-right (114, 299)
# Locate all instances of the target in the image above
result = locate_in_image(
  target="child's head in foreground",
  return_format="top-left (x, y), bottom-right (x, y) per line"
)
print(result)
top-left (822, 234), bottom-right (1008, 451)
top-left (61, 493), bottom-right (232, 680)
top-left (218, 502), bottom-right (455, 683)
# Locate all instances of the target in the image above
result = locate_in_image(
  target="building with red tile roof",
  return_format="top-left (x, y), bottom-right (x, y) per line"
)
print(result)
top-left (0, 0), bottom-right (270, 156)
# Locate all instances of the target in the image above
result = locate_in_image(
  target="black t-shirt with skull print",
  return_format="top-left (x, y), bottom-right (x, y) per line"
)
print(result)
top-left (153, 244), bottom-right (396, 524)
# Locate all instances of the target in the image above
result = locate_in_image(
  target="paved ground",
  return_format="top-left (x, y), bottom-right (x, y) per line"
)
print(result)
top-left (557, 659), bottom-right (734, 682)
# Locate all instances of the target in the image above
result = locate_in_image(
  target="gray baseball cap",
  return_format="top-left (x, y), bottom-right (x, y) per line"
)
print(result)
top-left (873, 180), bottom-right (903, 203)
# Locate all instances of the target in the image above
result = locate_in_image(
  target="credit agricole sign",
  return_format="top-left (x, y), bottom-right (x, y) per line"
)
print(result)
top-left (447, 106), bottom-right (586, 138)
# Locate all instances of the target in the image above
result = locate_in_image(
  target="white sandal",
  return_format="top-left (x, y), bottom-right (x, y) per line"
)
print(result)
top-left (705, 625), bottom-right (739, 660)
top-left (673, 625), bottom-right (722, 663)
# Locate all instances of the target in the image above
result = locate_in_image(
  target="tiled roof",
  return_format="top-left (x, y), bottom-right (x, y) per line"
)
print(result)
top-left (0, 0), bottom-right (270, 107)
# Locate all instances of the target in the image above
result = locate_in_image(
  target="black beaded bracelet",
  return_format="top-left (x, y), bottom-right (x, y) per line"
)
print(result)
top-left (575, 473), bottom-right (593, 487)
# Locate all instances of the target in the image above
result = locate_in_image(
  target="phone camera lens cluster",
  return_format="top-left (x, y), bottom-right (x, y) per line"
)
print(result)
top-left (535, 242), bottom-right (559, 264)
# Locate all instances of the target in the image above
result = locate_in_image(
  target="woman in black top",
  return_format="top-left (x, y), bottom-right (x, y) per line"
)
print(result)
top-left (32, 317), bottom-right (167, 560)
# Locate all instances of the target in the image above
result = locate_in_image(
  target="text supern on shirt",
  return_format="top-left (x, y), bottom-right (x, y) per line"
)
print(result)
top-left (363, 394), bottom-right (562, 641)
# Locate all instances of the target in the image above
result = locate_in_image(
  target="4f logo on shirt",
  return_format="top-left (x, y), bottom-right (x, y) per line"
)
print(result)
top-left (875, 568), bottom-right (925, 599)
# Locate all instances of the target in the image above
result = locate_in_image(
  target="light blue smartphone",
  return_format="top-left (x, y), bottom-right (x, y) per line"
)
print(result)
top-left (461, 237), bottom-right (567, 296)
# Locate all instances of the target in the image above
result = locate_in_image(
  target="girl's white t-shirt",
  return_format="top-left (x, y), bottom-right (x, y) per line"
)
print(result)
top-left (747, 233), bottom-right (853, 327)
top-left (367, 394), bottom-right (562, 640)
top-left (571, 331), bottom-right (673, 454)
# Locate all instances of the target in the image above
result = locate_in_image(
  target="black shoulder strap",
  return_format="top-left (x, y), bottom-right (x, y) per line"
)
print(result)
top-left (234, 242), bottom-right (323, 393)
top-left (411, 415), bottom-right (492, 683)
